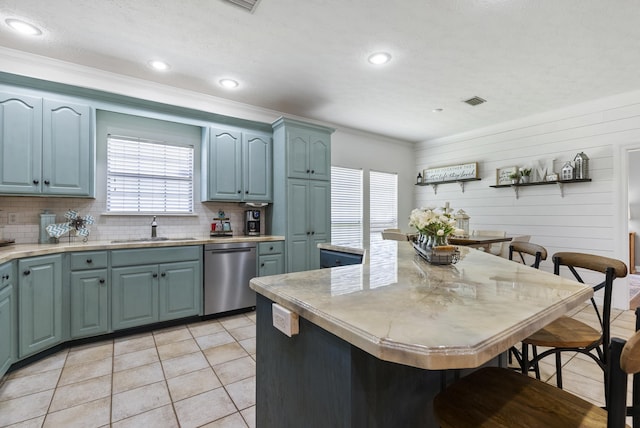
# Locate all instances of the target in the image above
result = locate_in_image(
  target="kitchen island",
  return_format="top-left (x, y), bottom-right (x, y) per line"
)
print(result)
top-left (249, 241), bottom-right (593, 427)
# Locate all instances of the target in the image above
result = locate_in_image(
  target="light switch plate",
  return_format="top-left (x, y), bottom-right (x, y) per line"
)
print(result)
top-left (272, 303), bottom-right (299, 337)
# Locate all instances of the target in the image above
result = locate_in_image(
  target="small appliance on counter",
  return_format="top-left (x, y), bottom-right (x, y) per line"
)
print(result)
top-left (244, 210), bottom-right (260, 236)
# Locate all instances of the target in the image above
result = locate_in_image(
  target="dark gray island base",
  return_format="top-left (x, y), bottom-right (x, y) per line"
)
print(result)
top-left (255, 294), bottom-right (490, 427)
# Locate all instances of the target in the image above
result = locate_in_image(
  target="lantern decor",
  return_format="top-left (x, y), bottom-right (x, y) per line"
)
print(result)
top-left (574, 152), bottom-right (589, 179)
top-left (45, 210), bottom-right (95, 243)
top-left (455, 209), bottom-right (470, 237)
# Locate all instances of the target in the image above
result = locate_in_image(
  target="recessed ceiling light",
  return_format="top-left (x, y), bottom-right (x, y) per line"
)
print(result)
top-left (148, 60), bottom-right (170, 71)
top-left (5, 18), bottom-right (42, 36)
top-left (368, 52), bottom-right (392, 65)
top-left (219, 79), bottom-right (239, 89)
top-left (433, 108), bottom-right (443, 113)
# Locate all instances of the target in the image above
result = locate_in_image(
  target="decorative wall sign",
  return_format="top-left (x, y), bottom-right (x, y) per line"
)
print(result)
top-left (422, 162), bottom-right (478, 183)
top-left (496, 166), bottom-right (517, 186)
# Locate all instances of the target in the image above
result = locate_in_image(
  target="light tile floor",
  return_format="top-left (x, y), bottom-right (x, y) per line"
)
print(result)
top-left (0, 304), bottom-right (638, 427)
top-left (0, 312), bottom-right (257, 428)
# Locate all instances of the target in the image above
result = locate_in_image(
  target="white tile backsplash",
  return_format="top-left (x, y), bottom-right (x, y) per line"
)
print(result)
top-left (0, 196), bottom-right (265, 244)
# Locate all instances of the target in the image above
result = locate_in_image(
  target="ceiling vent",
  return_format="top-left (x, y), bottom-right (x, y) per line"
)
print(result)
top-left (463, 96), bottom-right (487, 106)
top-left (225, 0), bottom-right (261, 12)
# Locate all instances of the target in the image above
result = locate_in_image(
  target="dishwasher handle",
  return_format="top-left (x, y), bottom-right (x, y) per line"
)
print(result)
top-left (207, 247), bottom-right (254, 254)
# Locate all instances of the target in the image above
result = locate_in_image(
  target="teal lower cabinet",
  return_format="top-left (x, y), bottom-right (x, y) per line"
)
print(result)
top-left (70, 269), bottom-right (109, 338)
top-left (111, 265), bottom-right (158, 330)
top-left (158, 261), bottom-right (201, 321)
top-left (18, 254), bottom-right (62, 358)
top-left (257, 241), bottom-right (285, 276)
top-left (111, 246), bottom-right (202, 331)
top-left (0, 262), bottom-right (16, 377)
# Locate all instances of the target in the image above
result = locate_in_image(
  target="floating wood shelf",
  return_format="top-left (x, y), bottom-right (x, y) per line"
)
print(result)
top-left (415, 177), bottom-right (481, 194)
top-left (489, 178), bottom-right (592, 199)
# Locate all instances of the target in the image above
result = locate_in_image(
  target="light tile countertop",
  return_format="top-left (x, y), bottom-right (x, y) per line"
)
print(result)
top-left (0, 235), bottom-right (285, 264)
top-left (250, 241), bottom-right (593, 370)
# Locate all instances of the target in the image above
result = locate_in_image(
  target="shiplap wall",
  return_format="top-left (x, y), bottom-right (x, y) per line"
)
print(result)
top-left (415, 90), bottom-right (640, 309)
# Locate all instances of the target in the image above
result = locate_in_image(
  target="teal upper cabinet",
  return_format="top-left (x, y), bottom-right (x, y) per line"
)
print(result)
top-left (0, 92), bottom-right (42, 194)
top-left (18, 254), bottom-right (63, 358)
top-left (42, 99), bottom-right (92, 196)
top-left (0, 91), bottom-right (93, 197)
top-left (283, 121), bottom-right (330, 181)
top-left (243, 132), bottom-right (272, 201)
top-left (207, 128), bottom-right (243, 201)
top-left (203, 126), bottom-right (272, 202)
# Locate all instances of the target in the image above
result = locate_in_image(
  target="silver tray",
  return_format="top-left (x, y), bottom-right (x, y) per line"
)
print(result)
top-left (413, 242), bottom-right (460, 265)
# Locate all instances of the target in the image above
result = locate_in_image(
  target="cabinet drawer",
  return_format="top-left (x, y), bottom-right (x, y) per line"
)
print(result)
top-left (70, 251), bottom-right (108, 270)
top-left (111, 246), bottom-right (201, 267)
top-left (258, 241), bottom-right (284, 255)
top-left (320, 250), bottom-right (363, 268)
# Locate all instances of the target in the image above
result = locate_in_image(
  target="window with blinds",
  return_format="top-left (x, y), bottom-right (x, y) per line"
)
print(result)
top-left (106, 135), bottom-right (194, 213)
top-left (369, 170), bottom-right (398, 243)
top-left (330, 166), bottom-right (363, 246)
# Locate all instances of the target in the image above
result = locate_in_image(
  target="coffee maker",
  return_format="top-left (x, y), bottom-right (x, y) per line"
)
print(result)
top-left (244, 210), bottom-right (260, 236)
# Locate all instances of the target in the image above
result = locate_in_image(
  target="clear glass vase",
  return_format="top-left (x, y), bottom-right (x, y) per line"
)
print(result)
top-left (426, 234), bottom-right (449, 248)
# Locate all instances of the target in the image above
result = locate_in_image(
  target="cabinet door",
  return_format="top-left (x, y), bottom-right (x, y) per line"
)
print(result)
top-left (0, 284), bottom-right (15, 377)
top-left (287, 179), bottom-right (310, 273)
top-left (158, 260), bottom-right (201, 321)
top-left (308, 131), bottom-right (331, 181)
top-left (18, 255), bottom-right (62, 358)
top-left (42, 100), bottom-right (92, 196)
top-left (308, 181), bottom-right (331, 270)
top-left (286, 129), bottom-right (310, 179)
top-left (258, 254), bottom-right (284, 277)
top-left (243, 132), bottom-right (272, 202)
top-left (208, 127), bottom-right (242, 201)
top-left (0, 92), bottom-right (42, 194)
top-left (111, 265), bottom-right (158, 330)
top-left (70, 269), bottom-right (108, 338)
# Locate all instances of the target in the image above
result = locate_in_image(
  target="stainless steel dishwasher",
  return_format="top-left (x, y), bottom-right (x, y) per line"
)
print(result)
top-left (204, 242), bottom-right (257, 315)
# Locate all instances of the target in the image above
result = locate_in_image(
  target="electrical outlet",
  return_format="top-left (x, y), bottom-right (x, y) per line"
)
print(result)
top-left (272, 303), bottom-right (299, 337)
top-left (7, 213), bottom-right (17, 225)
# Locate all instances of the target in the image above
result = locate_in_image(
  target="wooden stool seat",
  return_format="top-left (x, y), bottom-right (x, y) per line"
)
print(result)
top-left (434, 366), bottom-right (614, 428)
top-left (523, 315), bottom-right (602, 348)
top-left (436, 310), bottom-right (640, 428)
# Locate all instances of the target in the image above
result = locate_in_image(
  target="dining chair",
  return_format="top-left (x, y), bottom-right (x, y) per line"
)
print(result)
top-left (381, 229), bottom-right (408, 241)
top-left (499, 235), bottom-right (531, 259)
top-left (472, 230), bottom-right (506, 255)
top-left (434, 322), bottom-right (640, 428)
top-left (508, 241), bottom-right (547, 268)
top-left (507, 241), bottom-right (548, 376)
top-left (521, 252), bottom-right (628, 400)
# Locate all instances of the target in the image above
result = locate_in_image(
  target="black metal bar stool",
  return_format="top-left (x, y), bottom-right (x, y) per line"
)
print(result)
top-left (507, 241), bottom-right (548, 376)
top-left (521, 252), bottom-right (627, 401)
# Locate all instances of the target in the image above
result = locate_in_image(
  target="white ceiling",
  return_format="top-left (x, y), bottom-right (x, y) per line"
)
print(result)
top-left (0, 0), bottom-right (639, 143)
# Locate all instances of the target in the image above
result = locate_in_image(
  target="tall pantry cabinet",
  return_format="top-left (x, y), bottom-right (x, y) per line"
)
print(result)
top-left (270, 118), bottom-right (334, 273)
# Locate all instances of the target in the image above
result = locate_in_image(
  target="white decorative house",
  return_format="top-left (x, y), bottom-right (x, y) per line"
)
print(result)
top-left (561, 161), bottom-right (575, 181)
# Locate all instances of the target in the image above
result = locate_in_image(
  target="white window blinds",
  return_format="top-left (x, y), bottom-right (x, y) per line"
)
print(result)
top-left (369, 170), bottom-right (398, 242)
top-left (107, 135), bottom-right (194, 213)
top-left (330, 166), bottom-right (363, 246)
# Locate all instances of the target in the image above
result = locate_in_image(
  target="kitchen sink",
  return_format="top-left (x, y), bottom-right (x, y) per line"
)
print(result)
top-left (110, 237), bottom-right (197, 243)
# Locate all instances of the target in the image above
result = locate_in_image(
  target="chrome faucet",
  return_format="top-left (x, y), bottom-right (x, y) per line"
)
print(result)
top-left (151, 216), bottom-right (157, 238)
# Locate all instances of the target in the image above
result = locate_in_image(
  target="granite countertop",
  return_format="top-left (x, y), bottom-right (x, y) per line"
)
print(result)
top-left (250, 241), bottom-right (593, 370)
top-left (0, 235), bottom-right (285, 264)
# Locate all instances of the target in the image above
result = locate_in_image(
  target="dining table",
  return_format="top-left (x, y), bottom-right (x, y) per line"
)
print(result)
top-left (449, 235), bottom-right (513, 252)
